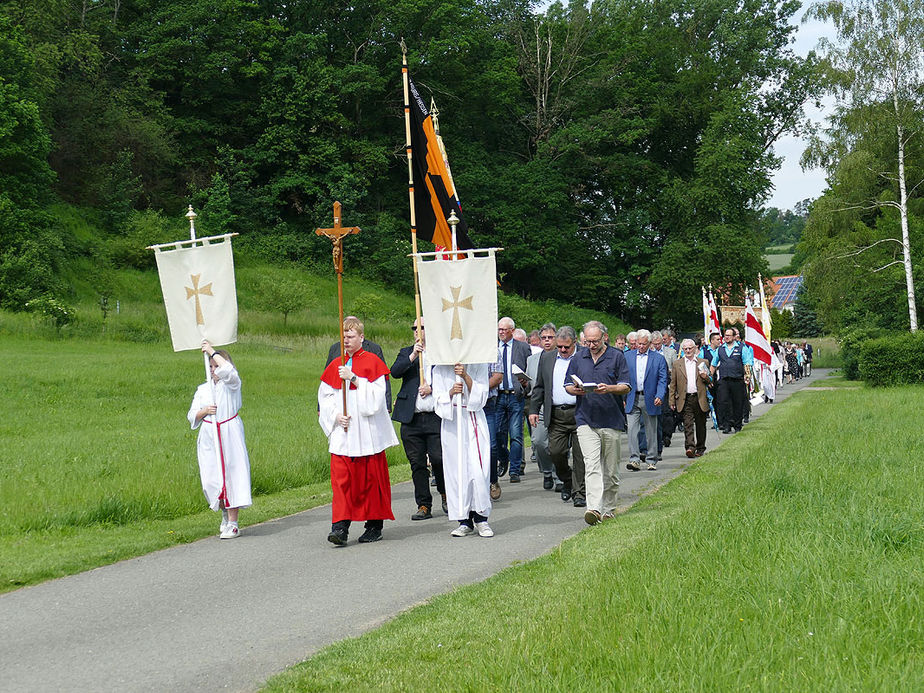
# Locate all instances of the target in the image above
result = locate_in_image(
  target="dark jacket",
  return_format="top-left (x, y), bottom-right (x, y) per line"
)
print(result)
top-left (390, 345), bottom-right (427, 424)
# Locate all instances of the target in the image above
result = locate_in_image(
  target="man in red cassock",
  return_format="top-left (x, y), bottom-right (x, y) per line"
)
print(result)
top-left (318, 317), bottom-right (399, 545)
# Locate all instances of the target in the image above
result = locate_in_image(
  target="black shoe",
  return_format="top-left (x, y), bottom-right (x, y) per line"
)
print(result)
top-left (411, 505), bottom-right (432, 521)
top-left (640, 455), bottom-right (647, 463)
top-left (573, 497), bottom-right (587, 508)
top-left (734, 427), bottom-right (742, 433)
top-left (327, 528), bottom-right (348, 546)
top-left (560, 484), bottom-right (573, 502)
top-left (626, 460), bottom-right (641, 471)
top-left (358, 527), bottom-right (382, 543)
top-left (662, 438), bottom-right (671, 447)
top-left (509, 473), bottom-right (520, 483)
top-left (722, 428), bottom-right (731, 434)
top-left (554, 482), bottom-right (563, 493)
top-left (497, 459), bottom-right (509, 477)
top-left (543, 475), bottom-right (554, 490)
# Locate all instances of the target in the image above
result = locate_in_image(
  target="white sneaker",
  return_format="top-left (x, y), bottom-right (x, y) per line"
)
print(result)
top-left (220, 523), bottom-right (239, 539)
top-left (450, 524), bottom-right (474, 537)
top-left (220, 504), bottom-right (230, 535)
top-left (219, 520), bottom-right (229, 535)
top-left (474, 521), bottom-right (494, 537)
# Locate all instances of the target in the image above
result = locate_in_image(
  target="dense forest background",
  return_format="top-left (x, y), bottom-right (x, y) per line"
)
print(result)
top-left (2, 0), bottom-right (821, 327)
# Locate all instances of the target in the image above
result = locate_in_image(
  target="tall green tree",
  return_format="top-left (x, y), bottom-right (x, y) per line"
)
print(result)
top-left (807, 0), bottom-right (924, 331)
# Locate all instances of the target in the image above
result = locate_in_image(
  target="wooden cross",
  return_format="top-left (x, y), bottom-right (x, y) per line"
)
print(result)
top-left (316, 201), bottom-right (361, 415)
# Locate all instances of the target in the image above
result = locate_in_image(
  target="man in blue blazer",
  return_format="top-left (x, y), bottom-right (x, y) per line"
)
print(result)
top-left (624, 329), bottom-right (669, 471)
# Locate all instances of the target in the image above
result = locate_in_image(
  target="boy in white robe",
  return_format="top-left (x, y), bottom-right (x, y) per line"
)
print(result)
top-left (432, 362), bottom-right (494, 537)
top-left (187, 341), bottom-right (252, 539)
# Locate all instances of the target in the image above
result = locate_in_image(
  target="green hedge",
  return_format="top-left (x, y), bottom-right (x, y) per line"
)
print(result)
top-left (858, 332), bottom-right (924, 386)
top-left (840, 327), bottom-right (889, 380)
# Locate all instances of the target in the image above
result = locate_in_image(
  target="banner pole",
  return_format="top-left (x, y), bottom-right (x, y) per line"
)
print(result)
top-left (187, 205), bottom-right (227, 510)
top-left (402, 40), bottom-right (426, 382)
top-left (447, 211), bottom-right (465, 512)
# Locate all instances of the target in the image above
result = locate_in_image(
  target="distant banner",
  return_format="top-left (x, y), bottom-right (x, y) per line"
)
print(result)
top-left (417, 251), bottom-right (498, 365)
top-left (154, 238), bottom-right (238, 351)
top-left (719, 305), bottom-right (746, 326)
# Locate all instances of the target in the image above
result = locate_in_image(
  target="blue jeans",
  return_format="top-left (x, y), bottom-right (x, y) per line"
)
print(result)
top-left (495, 392), bottom-right (525, 475)
top-left (484, 397), bottom-right (499, 483)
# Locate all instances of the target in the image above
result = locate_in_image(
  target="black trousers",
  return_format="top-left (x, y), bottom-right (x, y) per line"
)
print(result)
top-left (400, 411), bottom-right (445, 508)
top-left (717, 377), bottom-right (746, 430)
top-left (547, 406), bottom-right (585, 500)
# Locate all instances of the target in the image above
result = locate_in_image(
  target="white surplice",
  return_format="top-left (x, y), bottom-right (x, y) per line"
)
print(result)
top-left (187, 362), bottom-right (252, 510)
top-left (318, 373), bottom-right (398, 456)
top-left (432, 363), bottom-right (492, 520)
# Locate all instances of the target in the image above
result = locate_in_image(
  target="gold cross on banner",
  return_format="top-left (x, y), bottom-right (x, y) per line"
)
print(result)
top-left (185, 273), bottom-right (213, 325)
top-left (441, 285), bottom-right (473, 340)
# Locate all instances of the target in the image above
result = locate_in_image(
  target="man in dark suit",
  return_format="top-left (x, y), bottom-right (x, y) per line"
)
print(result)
top-left (624, 329), bottom-right (669, 471)
top-left (669, 339), bottom-right (712, 458)
top-left (326, 315), bottom-right (391, 412)
top-left (390, 317), bottom-right (445, 520)
top-left (495, 316), bottom-right (532, 482)
top-left (529, 325), bottom-right (586, 506)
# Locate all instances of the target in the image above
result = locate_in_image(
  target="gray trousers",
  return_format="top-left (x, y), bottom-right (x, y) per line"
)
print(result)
top-left (531, 410), bottom-right (554, 476)
top-left (627, 398), bottom-right (660, 463)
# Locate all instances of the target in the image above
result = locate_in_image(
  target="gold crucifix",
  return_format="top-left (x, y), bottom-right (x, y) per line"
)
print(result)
top-left (316, 201), bottom-right (361, 414)
top-left (442, 285), bottom-right (473, 340)
top-left (185, 273), bottom-right (213, 325)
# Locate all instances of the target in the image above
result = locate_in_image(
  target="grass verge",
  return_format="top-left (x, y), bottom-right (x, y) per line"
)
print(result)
top-left (263, 385), bottom-right (924, 692)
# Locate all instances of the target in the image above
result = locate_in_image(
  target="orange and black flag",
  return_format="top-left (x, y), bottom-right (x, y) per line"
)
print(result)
top-left (407, 74), bottom-right (473, 250)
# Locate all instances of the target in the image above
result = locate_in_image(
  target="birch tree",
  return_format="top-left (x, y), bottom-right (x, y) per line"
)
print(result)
top-left (807, 0), bottom-right (924, 331)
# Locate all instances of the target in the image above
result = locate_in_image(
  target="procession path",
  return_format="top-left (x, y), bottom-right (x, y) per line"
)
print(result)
top-left (0, 370), bottom-right (827, 693)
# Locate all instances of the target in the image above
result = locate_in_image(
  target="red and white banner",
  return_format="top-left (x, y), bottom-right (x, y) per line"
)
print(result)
top-left (708, 290), bottom-right (721, 335)
top-left (745, 297), bottom-right (772, 366)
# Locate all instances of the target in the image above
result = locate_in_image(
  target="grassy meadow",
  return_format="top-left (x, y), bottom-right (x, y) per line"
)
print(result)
top-left (263, 380), bottom-right (923, 692)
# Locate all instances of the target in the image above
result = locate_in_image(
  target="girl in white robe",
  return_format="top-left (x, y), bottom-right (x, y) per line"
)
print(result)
top-left (432, 362), bottom-right (494, 537)
top-left (187, 342), bottom-right (252, 539)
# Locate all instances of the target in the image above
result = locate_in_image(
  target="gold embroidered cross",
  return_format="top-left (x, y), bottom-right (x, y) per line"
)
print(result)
top-left (185, 273), bottom-right (213, 325)
top-left (441, 285), bottom-right (473, 340)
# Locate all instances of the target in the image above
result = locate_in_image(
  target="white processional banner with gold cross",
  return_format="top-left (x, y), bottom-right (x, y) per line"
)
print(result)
top-left (416, 250), bottom-right (498, 365)
top-left (153, 237), bottom-right (238, 351)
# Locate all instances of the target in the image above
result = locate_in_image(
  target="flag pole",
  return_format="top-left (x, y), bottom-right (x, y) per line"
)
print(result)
top-left (402, 40), bottom-right (426, 381)
top-left (187, 205), bottom-right (227, 510)
top-left (448, 210), bottom-right (465, 512)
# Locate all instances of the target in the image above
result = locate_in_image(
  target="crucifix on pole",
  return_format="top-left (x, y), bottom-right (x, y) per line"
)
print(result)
top-left (316, 201), bottom-right (361, 415)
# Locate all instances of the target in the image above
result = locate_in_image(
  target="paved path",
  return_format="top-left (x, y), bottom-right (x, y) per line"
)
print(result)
top-left (0, 371), bottom-right (826, 692)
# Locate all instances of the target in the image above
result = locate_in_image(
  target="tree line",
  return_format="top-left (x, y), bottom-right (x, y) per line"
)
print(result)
top-left (1, 0), bottom-right (818, 326)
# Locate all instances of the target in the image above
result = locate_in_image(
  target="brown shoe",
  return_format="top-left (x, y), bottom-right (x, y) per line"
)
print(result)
top-left (490, 482), bottom-right (502, 500)
top-left (411, 505), bottom-right (432, 521)
top-left (583, 509), bottom-right (602, 526)
top-left (686, 448), bottom-right (695, 458)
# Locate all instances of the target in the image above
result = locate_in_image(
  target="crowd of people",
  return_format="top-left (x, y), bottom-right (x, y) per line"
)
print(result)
top-left (187, 316), bottom-right (811, 546)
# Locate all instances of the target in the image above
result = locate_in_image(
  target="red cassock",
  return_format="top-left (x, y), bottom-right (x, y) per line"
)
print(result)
top-left (320, 350), bottom-right (397, 523)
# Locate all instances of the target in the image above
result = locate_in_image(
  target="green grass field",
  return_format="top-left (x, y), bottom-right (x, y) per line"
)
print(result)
top-left (263, 384), bottom-right (923, 692)
top-left (766, 252), bottom-right (795, 272)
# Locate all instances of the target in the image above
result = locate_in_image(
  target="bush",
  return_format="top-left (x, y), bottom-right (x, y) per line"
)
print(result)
top-left (25, 295), bottom-right (74, 330)
top-left (858, 332), bottom-right (924, 386)
top-left (840, 326), bottom-right (889, 380)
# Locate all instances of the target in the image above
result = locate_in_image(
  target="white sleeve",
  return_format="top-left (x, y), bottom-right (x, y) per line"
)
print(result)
top-left (215, 363), bottom-right (241, 390)
top-left (354, 375), bottom-right (387, 417)
top-left (317, 382), bottom-right (339, 438)
top-left (187, 385), bottom-right (205, 430)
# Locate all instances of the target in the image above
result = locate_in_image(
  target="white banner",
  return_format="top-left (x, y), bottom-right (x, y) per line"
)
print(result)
top-left (154, 238), bottom-right (238, 351)
top-left (417, 251), bottom-right (498, 365)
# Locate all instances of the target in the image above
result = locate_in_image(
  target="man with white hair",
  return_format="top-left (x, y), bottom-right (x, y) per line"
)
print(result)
top-left (669, 339), bottom-right (712, 457)
top-left (495, 317), bottom-right (531, 482)
top-left (624, 329), bottom-right (668, 471)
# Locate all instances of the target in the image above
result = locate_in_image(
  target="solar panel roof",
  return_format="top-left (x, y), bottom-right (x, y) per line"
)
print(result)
top-left (770, 275), bottom-right (803, 308)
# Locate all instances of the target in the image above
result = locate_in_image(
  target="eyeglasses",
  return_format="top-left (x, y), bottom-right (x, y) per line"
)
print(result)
top-left (557, 344), bottom-right (574, 351)
top-left (585, 338), bottom-right (602, 345)
top-left (540, 335), bottom-right (555, 340)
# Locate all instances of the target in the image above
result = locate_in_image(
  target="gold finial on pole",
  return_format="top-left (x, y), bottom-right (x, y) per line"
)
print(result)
top-left (185, 205), bottom-right (198, 241)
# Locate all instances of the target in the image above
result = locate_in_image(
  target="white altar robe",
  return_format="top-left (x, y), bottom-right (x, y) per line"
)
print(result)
top-left (432, 363), bottom-right (492, 520)
top-left (187, 363), bottom-right (252, 510)
top-left (318, 374), bottom-right (398, 456)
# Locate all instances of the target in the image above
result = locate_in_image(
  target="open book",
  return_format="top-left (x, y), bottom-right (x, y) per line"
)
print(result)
top-left (512, 363), bottom-right (531, 385)
top-left (571, 374), bottom-right (599, 391)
